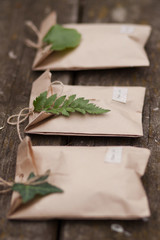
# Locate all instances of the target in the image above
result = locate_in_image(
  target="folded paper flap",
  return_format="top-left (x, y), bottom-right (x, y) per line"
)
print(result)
top-left (9, 141), bottom-right (67, 216)
top-left (33, 45), bottom-right (52, 68)
top-left (9, 145), bottom-right (150, 219)
top-left (25, 112), bottom-right (52, 130)
top-left (30, 70), bottom-right (51, 98)
top-left (8, 137), bottom-right (38, 215)
top-left (121, 147), bottom-right (150, 176)
top-left (26, 70), bottom-right (68, 130)
top-left (16, 137), bottom-right (38, 181)
top-left (40, 11), bottom-right (57, 39)
top-left (126, 25), bottom-right (151, 46)
top-left (25, 70), bottom-right (52, 130)
top-left (33, 12), bottom-right (56, 68)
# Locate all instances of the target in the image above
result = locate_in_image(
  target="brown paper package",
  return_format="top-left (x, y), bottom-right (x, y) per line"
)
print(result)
top-left (9, 137), bottom-right (150, 220)
top-left (25, 70), bottom-right (146, 137)
top-left (32, 11), bottom-right (151, 71)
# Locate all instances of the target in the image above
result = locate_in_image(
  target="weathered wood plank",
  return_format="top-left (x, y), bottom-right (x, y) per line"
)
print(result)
top-left (1, 0), bottom-right (160, 239)
top-left (0, 0), bottom-right (78, 239)
top-left (60, 0), bottom-right (160, 239)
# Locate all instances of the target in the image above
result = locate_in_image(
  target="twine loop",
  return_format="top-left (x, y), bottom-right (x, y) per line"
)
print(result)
top-left (49, 81), bottom-right (64, 97)
top-left (7, 81), bottom-right (64, 142)
top-left (7, 107), bottom-right (33, 142)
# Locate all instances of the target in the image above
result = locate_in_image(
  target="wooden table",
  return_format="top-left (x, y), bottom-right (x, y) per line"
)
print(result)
top-left (0, 0), bottom-right (160, 239)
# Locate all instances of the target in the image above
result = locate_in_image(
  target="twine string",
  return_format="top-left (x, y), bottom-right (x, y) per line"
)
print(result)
top-left (0, 124), bottom-right (5, 130)
top-left (17, 108), bottom-right (33, 142)
top-left (7, 107), bottom-right (33, 142)
top-left (7, 82), bottom-right (64, 142)
top-left (0, 170), bottom-right (51, 194)
top-left (49, 81), bottom-right (64, 97)
top-left (25, 21), bottom-right (40, 37)
top-left (0, 177), bottom-right (13, 187)
top-left (25, 21), bottom-right (42, 49)
top-left (7, 108), bottom-right (33, 126)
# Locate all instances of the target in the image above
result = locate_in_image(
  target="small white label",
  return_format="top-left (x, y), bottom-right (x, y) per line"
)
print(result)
top-left (112, 87), bottom-right (128, 103)
top-left (120, 25), bottom-right (135, 34)
top-left (105, 147), bottom-right (122, 163)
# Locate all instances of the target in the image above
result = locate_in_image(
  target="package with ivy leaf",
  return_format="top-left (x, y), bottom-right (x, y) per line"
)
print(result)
top-left (15, 70), bottom-right (146, 137)
top-left (8, 136), bottom-right (150, 219)
top-left (26, 11), bottom-right (151, 71)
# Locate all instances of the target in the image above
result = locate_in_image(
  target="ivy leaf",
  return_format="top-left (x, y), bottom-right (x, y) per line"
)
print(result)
top-left (33, 91), bottom-right (110, 116)
top-left (12, 171), bottom-right (63, 204)
top-left (12, 182), bottom-right (63, 203)
top-left (27, 171), bottom-right (50, 183)
top-left (43, 24), bottom-right (81, 51)
top-left (27, 172), bottom-right (35, 180)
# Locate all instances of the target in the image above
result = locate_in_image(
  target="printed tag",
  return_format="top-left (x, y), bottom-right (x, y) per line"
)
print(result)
top-left (105, 147), bottom-right (122, 164)
top-left (120, 25), bottom-right (135, 34)
top-left (112, 87), bottom-right (128, 103)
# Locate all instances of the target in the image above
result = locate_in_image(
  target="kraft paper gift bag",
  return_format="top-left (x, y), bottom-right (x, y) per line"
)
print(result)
top-left (31, 11), bottom-right (151, 71)
top-left (9, 137), bottom-right (150, 220)
top-left (25, 70), bottom-right (146, 137)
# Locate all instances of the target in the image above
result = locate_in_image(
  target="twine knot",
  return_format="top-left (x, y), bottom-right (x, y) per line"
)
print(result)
top-left (7, 81), bottom-right (64, 142)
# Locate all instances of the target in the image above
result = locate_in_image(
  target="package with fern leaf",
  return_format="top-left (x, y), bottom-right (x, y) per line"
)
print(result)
top-left (7, 70), bottom-right (146, 137)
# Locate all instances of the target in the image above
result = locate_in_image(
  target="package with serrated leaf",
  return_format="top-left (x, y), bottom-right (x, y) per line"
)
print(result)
top-left (24, 70), bottom-right (146, 137)
top-left (8, 137), bottom-right (150, 219)
top-left (29, 11), bottom-right (151, 71)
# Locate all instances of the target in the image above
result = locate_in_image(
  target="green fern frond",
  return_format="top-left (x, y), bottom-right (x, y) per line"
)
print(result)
top-left (33, 91), bottom-right (110, 116)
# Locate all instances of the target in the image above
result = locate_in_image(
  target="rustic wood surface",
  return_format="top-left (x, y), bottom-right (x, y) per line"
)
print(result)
top-left (0, 0), bottom-right (160, 239)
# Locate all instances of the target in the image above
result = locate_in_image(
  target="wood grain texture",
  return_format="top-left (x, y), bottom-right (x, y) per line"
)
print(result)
top-left (0, 0), bottom-right (160, 239)
top-left (0, 0), bottom-right (78, 239)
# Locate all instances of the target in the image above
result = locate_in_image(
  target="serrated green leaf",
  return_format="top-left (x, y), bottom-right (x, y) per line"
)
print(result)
top-left (43, 24), bottom-right (81, 51)
top-left (62, 94), bottom-right (76, 108)
top-left (66, 107), bottom-right (75, 113)
top-left (12, 182), bottom-right (63, 203)
top-left (67, 95), bottom-right (76, 105)
top-left (44, 94), bottom-right (57, 109)
top-left (47, 109), bottom-right (60, 115)
top-left (33, 91), bottom-right (47, 112)
top-left (85, 103), bottom-right (110, 114)
top-left (70, 98), bottom-right (89, 108)
top-left (75, 108), bottom-right (86, 114)
top-left (54, 95), bottom-right (66, 108)
top-left (33, 92), bottom-right (110, 117)
top-left (60, 108), bottom-right (69, 117)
